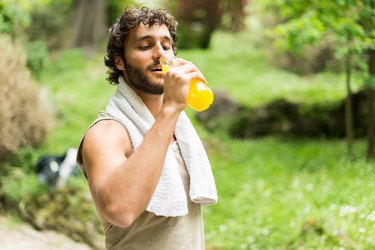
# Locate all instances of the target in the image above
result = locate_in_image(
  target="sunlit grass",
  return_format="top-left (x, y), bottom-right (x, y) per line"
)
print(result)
top-left (204, 137), bottom-right (374, 249)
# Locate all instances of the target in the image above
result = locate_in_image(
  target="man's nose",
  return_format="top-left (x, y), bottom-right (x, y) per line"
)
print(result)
top-left (153, 44), bottom-right (164, 61)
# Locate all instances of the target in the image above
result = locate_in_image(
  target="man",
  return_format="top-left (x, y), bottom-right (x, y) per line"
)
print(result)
top-left (77, 6), bottom-right (217, 249)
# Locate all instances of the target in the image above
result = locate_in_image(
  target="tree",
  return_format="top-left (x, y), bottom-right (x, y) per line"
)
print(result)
top-left (361, 0), bottom-right (375, 159)
top-left (367, 50), bottom-right (375, 158)
top-left (221, 0), bottom-right (250, 32)
top-left (168, 0), bottom-right (250, 49)
top-left (169, 0), bottom-right (222, 49)
top-left (72, 0), bottom-right (107, 50)
top-left (260, 0), bottom-right (375, 158)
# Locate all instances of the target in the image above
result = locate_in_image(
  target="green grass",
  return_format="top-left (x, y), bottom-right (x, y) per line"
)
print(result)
top-left (5, 28), bottom-right (374, 249)
top-left (203, 136), bottom-right (374, 249)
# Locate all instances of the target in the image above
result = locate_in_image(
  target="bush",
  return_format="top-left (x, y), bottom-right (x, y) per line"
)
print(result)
top-left (270, 43), bottom-right (343, 75)
top-left (22, 39), bottom-right (49, 79)
top-left (0, 159), bottom-right (104, 249)
top-left (197, 89), bottom-right (370, 139)
top-left (0, 35), bottom-right (50, 162)
top-left (0, 1), bottom-right (30, 35)
top-left (25, 0), bottom-right (74, 50)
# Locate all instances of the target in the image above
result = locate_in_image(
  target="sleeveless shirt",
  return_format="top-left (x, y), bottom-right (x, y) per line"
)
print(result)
top-left (77, 115), bottom-right (205, 250)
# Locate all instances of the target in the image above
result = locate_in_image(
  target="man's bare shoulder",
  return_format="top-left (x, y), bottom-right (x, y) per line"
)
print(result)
top-left (88, 119), bottom-right (126, 136)
top-left (83, 119), bottom-right (132, 159)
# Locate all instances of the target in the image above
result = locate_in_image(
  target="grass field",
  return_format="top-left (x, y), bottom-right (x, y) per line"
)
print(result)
top-left (5, 27), bottom-right (375, 249)
top-left (204, 136), bottom-right (374, 249)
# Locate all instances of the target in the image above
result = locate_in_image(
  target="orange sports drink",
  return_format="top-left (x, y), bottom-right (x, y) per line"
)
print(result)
top-left (160, 55), bottom-right (214, 112)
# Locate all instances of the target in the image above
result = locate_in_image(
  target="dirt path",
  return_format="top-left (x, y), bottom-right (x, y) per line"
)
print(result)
top-left (0, 214), bottom-right (94, 250)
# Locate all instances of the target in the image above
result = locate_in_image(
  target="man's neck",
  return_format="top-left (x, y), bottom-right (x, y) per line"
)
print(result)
top-left (128, 84), bottom-right (163, 118)
top-left (139, 92), bottom-right (163, 118)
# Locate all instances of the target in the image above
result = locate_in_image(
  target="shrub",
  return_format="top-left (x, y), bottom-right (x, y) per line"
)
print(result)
top-left (0, 35), bottom-right (50, 162)
top-left (0, 1), bottom-right (31, 36)
top-left (25, 0), bottom-right (74, 50)
top-left (22, 39), bottom-right (49, 79)
top-left (267, 41), bottom-right (346, 75)
top-left (0, 159), bottom-right (104, 249)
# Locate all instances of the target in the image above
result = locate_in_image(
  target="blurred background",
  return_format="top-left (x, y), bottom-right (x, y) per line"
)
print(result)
top-left (0, 0), bottom-right (374, 249)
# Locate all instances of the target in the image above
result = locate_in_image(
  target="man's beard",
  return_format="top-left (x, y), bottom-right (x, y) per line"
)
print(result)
top-left (123, 61), bottom-right (164, 95)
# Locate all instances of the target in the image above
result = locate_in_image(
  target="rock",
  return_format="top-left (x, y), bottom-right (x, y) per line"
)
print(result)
top-left (196, 89), bottom-right (243, 131)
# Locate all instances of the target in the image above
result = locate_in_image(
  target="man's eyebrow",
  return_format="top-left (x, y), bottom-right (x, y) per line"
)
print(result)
top-left (134, 35), bottom-right (172, 43)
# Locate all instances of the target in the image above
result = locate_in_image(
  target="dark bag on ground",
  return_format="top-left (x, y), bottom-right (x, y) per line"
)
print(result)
top-left (35, 148), bottom-right (78, 188)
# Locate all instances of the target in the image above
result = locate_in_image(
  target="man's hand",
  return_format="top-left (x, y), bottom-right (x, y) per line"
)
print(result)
top-left (162, 58), bottom-right (207, 112)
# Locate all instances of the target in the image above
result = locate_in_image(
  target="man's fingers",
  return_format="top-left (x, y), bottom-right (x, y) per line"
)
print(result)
top-left (167, 59), bottom-right (206, 83)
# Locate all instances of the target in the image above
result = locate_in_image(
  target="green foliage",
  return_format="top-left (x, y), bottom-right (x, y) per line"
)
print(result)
top-left (260, 0), bottom-right (375, 57)
top-left (107, 0), bottom-right (135, 24)
top-left (0, 162), bottom-right (103, 248)
top-left (365, 75), bottom-right (375, 89)
top-left (25, 0), bottom-right (75, 50)
top-left (0, 4), bottom-right (12, 33)
top-left (0, 0), bottom-right (31, 35)
top-left (0, 0), bottom-right (60, 78)
top-left (5, 146), bottom-right (42, 172)
top-left (272, 12), bottom-right (325, 56)
top-left (0, 149), bottom-right (47, 207)
top-left (22, 39), bottom-right (49, 79)
top-left (0, 167), bottom-right (46, 206)
top-left (176, 22), bottom-right (205, 49)
top-left (20, 177), bottom-right (104, 248)
top-left (107, 0), bottom-right (167, 24)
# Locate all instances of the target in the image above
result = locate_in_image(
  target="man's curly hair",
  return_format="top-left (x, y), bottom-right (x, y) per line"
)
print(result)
top-left (104, 6), bottom-right (178, 85)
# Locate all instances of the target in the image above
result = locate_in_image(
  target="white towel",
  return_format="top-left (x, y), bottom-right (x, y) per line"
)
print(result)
top-left (105, 76), bottom-right (217, 217)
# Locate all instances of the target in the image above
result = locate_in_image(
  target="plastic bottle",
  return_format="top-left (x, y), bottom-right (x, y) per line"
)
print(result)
top-left (160, 55), bottom-right (214, 112)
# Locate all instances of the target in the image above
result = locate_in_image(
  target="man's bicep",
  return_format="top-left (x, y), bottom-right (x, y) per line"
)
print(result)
top-left (82, 120), bottom-right (131, 194)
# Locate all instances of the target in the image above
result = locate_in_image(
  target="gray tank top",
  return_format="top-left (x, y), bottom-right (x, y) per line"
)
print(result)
top-left (77, 114), bottom-right (205, 250)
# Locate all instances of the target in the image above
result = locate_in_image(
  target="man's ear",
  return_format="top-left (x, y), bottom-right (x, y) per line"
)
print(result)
top-left (114, 55), bottom-right (125, 70)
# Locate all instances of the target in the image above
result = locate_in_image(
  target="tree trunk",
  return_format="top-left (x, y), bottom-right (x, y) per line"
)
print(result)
top-left (345, 52), bottom-right (353, 156)
top-left (367, 49), bottom-right (375, 159)
top-left (177, 0), bottom-right (222, 49)
top-left (200, 24), bottom-right (216, 49)
top-left (229, 0), bottom-right (249, 32)
top-left (72, 0), bottom-right (107, 50)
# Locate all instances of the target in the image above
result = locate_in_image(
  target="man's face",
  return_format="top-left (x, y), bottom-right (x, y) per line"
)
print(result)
top-left (122, 23), bottom-right (174, 95)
